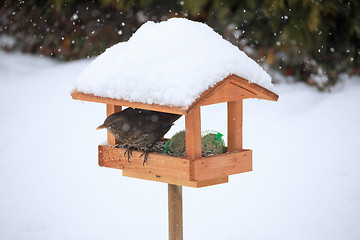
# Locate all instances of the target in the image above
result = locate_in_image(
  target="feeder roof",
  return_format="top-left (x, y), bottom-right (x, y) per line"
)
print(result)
top-left (73, 18), bottom-right (277, 111)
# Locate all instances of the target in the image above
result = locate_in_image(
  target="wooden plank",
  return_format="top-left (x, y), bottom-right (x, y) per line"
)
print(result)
top-left (168, 184), bottom-right (183, 240)
top-left (185, 107), bottom-right (202, 159)
top-left (72, 74), bottom-right (278, 118)
top-left (229, 75), bottom-right (279, 101)
top-left (99, 145), bottom-right (251, 186)
top-left (123, 170), bottom-right (197, 187)
top-left (72, 74), bottom-right (277, 118)
top-left (122, 170), bottom-right (228, 188)
top-left (188, 78), bottom-right (229, 109)
top-left (71, 91), bottom-right (187, 115)
top-left (98, 145), bottom-right (190, 180)
top-left (185, 107), bottom-right (202, 180)
top-left (106, 104), bottom-right (122, 115)
top-left (193, 150), bottom-right (252, 181)
top-left (99, 145), bottom-right (229, 187)
top-left (188, 74), bottom-right (278, 110)
top-left (200, 82), bottom-right (255, 106)
top-left (227, 100), bottom-right (243, 153)
top-left (191, 80), bottom-right (255, 107)
top-left (195, 176), bottom-right (228, 187)
top-left (106, 104), bottom-right (122, 145)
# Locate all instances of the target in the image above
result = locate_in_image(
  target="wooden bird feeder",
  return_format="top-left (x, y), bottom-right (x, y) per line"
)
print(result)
top-left (71, 18), bottom-right (279, 240)
top-left (71, 74), bottom-right (278, 188)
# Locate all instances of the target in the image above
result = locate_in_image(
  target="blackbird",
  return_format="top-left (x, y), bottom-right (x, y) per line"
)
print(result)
top-left (96, 107), bottom-right (181, 165)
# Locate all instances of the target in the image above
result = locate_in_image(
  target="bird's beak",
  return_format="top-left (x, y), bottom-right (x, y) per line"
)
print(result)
top-left (96, 124), bottom-right (107, 130)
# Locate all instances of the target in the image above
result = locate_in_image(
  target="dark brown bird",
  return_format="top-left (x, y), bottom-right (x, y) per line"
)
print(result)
top-left (96, 107), bottom-right (181, 165)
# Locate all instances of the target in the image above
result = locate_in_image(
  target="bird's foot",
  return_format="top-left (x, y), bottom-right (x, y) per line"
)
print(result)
top-left (139, 150), bottom-right (150, 166)
top-left (124, 147), bottom-right (134, 163)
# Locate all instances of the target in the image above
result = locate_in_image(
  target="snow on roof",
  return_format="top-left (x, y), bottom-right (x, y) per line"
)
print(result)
top-left (74, 18), bottom-right (273, 108)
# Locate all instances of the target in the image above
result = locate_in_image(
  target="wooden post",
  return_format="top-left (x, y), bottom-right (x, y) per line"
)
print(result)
top-left (185, 107), bottom-right (202, 159)
top-left (227, 100), bottom-right (243, 152)
top-left (168, 184), bottom-right (183, 240)
top-left (185, 107), bottom-right (202, 181)
top-left (167, 106), bottom-right (201, 240)
top-left (106, 104), bottom-right (122, 145)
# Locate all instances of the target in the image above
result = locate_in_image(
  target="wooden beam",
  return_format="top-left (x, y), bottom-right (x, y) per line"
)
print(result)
top-left (72, 74), bottom-right (277, 118)
top-left (227, 100), bottom-right (243, 153)
top-left (188, 77), bottom-right (256, 110)
top-left (122, 169), bottom-right (228, 188)
top-left (185, 107), bottom-right (202, 181)
top-left (99, 145), bottom-right (250, 185)
top-left (185, 107), bottom-right (202, 159)
top-left (98, 145), bottom-right (190, 179)
top-left (187, 74), bottom-right (278, 111)
top-left (71, 91), bottom-right (187, 115)
top-left (229, 75), bottom-right (279, 101)
top-left (106, 104), bottom-right (122, 145)
top-left (193, 150), bottom-right (252, 181)
top-left (168, 184), bottom-right (183, 240)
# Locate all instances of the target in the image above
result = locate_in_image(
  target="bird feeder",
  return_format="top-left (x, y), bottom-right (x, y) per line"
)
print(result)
top-left (71, 74), bottom-right (278, 188)
top-left (71, 18), bottom-right (279, 240)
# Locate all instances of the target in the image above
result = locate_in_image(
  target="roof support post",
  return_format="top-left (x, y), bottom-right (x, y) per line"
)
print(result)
top-left (106, 104), bottom-right (122, 145)
top-left (227, 100), bottom-right (243, 152)
top-left (185, 106), bottom-right (202, 181)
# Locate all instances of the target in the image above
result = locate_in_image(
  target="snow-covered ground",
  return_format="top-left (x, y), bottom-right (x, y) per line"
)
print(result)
top-left (0, 51), bottom-right (359, 240)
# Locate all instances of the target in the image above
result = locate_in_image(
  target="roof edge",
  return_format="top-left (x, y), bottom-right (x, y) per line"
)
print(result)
top-left (71, 90), bottom-right (187, 115)
top-left (229, 75), bottom-right (279, 101)
top-left (71, 74), bottom-right (278, 115)
top-left (187, 74), bottom-right (279, 112)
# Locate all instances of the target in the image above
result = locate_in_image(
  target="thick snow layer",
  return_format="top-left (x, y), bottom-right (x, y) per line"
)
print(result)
top-left (1, 51), bottom-right (360, 240)
top-left (75, 18), bottom-right (273, 108)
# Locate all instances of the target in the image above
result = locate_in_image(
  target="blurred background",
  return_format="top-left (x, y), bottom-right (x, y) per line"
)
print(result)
top-left (0, 0), bottom-right (359, 89)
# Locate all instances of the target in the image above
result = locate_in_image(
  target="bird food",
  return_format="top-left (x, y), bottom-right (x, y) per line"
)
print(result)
top-left (164, 130), bottom-right (226, 157)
